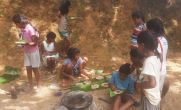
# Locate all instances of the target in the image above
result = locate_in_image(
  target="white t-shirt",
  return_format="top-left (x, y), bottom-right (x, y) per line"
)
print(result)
top-left (43, 41), bottom-right (55, 52)
top-left (140, 56), bottom-right (161, 105)
top-left (157, 36), bottom-right (168, 75)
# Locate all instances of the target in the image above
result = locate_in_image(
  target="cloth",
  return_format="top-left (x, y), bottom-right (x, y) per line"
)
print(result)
top-left (24, 50), bottom-right (40, 68)
top-left (157, 36), bottom-right (168, 75)
top-left (59, 31), bottom-right (69, 38)
top-left (109, 71), bottom-right (135, 93)
top-left (140, 56), bottom-right (161, 105)
top-left (157, 36), bottom-right (168, 93)
top-left (21, 24), bottom-right (39, 53)
top-left (141, 96), bottom-right (160, 110)
top-left (43, 41), bottom-right (55, 52)
top-left (63, 57), bottom-right (84, 76)
top-left (59, 15), bottom-right (68, 32)
top-left (131, 23), bottom-right (146, 47)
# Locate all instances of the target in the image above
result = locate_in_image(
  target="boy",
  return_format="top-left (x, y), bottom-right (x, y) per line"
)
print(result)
top-left (109, 63), bottom-right (136, 110)
top-left (131, 11), bottom-right (146, 49)
top-left (41, 32), bottom-right (59, 71)
top-left (12, 14), bottom-right (40, 89)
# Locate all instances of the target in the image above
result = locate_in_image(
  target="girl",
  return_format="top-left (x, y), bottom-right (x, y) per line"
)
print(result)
top-left (109, 63), bottom-right (136, 110)
top-left (12, 14), bottom-right (40, 89)
top-left (147, 18), bottom-right (169, 98)
top-left (41, 32), bottom-right (59, 71)
top-left (60, 47), bottom-right (89, 81)
top-left (131, 11), bottom-right (147, 49)
top-left (58, 0), bottom-right (71, 55)
top-left (137, 31), bottom-right (161, 110)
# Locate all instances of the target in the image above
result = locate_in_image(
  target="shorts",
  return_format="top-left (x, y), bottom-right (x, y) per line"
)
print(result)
top-left (24, 50), bottom-right (40, 68)
top-left (59, 31), bottom-right (69, 38)
top-left (141, 96), bottom-right (160, 110)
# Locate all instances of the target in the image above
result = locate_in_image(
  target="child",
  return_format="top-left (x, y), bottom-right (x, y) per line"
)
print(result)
top-left (109, 63), bottom-right (136, 110)
top-left (60, 47), bottom-right (89, 81)
top-left (12, 14), bottom-right (40, 89)
top-left (41, 32), bottom-right (59, 70)
top-left (131, 11), bottom-right (146, 49)
top-left (58, 0), bottom-right (71, 54)
top-left (147, 18), bottom-right (169, 98)
top-left (137, 31), bottom-right (161, 110)
top-left (130, 48), bottom-right (145, 82)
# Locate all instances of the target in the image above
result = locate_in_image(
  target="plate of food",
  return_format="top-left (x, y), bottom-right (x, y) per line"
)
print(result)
top-left (15, 40), bottom-right (26, 45)
top-left (84, 81), bottom-right (91, 85)
top-left (113, 90), bottom-right (123, 94)
top-left (96, 76), bottom-right (104, 80)
top-left (91, 84), bottom-right (99, 90)
top-left (101, 83), bottom-right (109, 88)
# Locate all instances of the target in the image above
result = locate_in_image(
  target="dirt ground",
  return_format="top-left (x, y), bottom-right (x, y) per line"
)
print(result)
top-left (0, 0), bottom-right (181, 110)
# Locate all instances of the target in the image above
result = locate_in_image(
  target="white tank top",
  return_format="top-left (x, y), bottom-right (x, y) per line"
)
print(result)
top-left (43, 41), bottom-right (55, 52)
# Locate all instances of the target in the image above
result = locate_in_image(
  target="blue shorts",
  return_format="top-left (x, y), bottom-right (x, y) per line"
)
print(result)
top-left (59, 31), bottom-right (69, 38)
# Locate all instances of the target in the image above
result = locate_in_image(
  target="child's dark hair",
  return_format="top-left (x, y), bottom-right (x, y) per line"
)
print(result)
top-left (59, 0), bottom-right (71, 15)
top-left (130, 48), bottom-right (144, 60)
top-left (46, 32), bottom-right (56, 40)
top-left (67, 47), bottom-right (80, 60)
top-left (12, 14), bottom-right (29, 24)
top-left (138, 31), bottom-right (158, 51)
top-left (147, 18), bottom-right (165, 37)
top-left (131, 11), bottom-right (145, 22)
top-left (119, 63), bottom-right (131, 75)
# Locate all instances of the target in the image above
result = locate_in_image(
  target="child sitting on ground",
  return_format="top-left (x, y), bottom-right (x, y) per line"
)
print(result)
top-left (109, 63), bottom-right (137, 110)
top-left (60, 47), bottom-right (89, 81)
top-left (41, 32), bottom-right (59, 71)
top-left (131, 11), bottom-right (146, 49)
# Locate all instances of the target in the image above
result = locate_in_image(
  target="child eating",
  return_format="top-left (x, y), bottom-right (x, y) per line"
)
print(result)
top-left (109, 63), bottom-right (137, 110)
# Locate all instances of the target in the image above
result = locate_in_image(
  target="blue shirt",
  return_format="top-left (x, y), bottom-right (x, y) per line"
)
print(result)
top-left (109, 71), bottom-right (135, 93)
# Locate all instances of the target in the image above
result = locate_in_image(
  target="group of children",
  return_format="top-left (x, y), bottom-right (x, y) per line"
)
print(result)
top-left (12, 0), bottom-right (90, 89)
top-left (109, 11), bottom-right (169, 110)
top-left (12, 0), bottom-right (169, 110)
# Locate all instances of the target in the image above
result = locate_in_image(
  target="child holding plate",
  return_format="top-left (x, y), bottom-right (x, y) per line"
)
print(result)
top-left (109, 63), bottom-right (137, 110)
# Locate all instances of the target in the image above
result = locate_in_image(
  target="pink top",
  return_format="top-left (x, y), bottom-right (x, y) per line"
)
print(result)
top-left (21, 24), bottom-right (39, 53)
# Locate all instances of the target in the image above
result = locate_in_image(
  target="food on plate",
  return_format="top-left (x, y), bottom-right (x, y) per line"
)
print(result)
top-left (101, 83), bottom-right (109, 88)
top-left (91, 84), bottom-right (99, 89)
top-left (113, 90), bottom-right (123, 94)
top-left (96, 76), bottom-right (104, 80)
top-left (95, 70), bottom-right (103, 74)
top-left (15, 39), bottom-right (26, 45)
top-left (84, 81), bottom-right (91, 85)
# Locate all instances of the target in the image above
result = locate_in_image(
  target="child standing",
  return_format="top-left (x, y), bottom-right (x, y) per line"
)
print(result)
top-left (12, 14), bottom-right (40, 89)
top-left (60, 47), bottom-right (89, 81)
top-left (109, 63), bottom-right (136, 110)
top-left (131, 11), bottom-right (146, 49)
top-left (58, 0), bottom-right (71, 54)
top-left (41, 32), bottom-right (59, 70)
top-left (147, 18), bottom-right (169, 97)
top-left (137, 31), bottom-right (161, 110)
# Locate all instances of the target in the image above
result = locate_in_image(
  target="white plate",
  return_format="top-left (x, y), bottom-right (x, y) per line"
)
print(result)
top-left (96, 76), bottom-right (104, 80)
top-left (91, 84), bottom-right (99, 89)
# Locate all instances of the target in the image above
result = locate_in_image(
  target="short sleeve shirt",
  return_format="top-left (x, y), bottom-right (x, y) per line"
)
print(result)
top-left (63, 57), bottom-right (84, 69)
top-left (109, 71), bottom-right (135, 93)
top-left (140, 56), bottom-right (161, 105)
top-left (21, 24), bottom-right (39, 53)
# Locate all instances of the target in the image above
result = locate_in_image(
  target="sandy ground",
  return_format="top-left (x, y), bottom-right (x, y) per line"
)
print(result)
top-left (0, 0), bottom-right (181, 110)
top-left (0, 58), bottom-right (181, 110)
